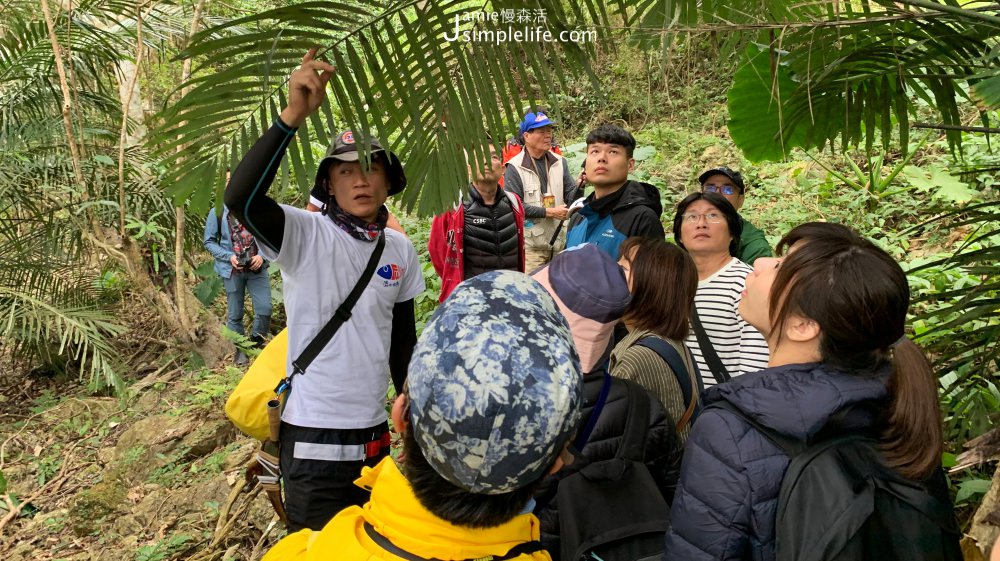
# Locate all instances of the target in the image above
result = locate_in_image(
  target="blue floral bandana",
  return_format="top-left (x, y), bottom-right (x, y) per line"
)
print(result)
top-left (407, 271), bottom-right (583, 494)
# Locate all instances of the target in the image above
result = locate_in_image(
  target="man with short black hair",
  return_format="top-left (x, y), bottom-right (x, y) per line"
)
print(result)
top-left (565, 124), bottom-right (664, 259)
top-left (262, 271), bottom-right (583, 560)
top-left (429, 141), bottom-right (525, 302)
top-left (503, 111), bottom-right (578, 270)
top-left (698, 166), bottom-right (772, 265)
top-left (225, 49), bottom-right (424, 532)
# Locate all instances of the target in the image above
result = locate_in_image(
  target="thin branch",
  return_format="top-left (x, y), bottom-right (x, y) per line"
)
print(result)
top-left (893, 0), bottom-right (1000, 26)
top-left (119, 2), bottom-right (152, 237)
top-left (912, 122), bottom-right (1000, 134)
top-left (174, 0), bottom-right (208, 342)
top-left (39, 0), bottom-right (84, 187)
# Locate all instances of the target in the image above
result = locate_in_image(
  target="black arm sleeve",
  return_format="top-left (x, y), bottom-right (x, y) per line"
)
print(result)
top-left (388, 299), bottom-right (417, 395)
top-left (224, 118), bottom-right (299, 253)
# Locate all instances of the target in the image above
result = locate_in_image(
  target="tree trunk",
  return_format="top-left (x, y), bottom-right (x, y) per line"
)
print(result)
top-left (173, 0), bottom-right (209, 339)
top-left (117, 59), bottom-right (148, 146)
top-left (42, 0), bottom-right (195, 341)
top-left (969, 463), bottom-right (1000, 559)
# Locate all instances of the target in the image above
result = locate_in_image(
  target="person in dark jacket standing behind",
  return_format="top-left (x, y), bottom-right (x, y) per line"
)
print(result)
top-left (532, 243), bottom-right (681, 558)
top-left (698, 166), bottom-right (772, 265)
top-left (429, 141), bottom-right (525, 302)
top-left (664, 222), bottom-right (956, 561)
top-left (566, 125), bottom-right (664, 259)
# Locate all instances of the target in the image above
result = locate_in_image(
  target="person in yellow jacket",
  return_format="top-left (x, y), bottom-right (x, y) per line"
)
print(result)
top-left (264, 270), bottom-right (584, 561)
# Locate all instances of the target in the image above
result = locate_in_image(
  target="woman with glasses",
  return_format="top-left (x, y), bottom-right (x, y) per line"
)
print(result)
top-left (672, 193), bottom-right (769, 388)
top-left (699, 167), bottom-right (773, 266)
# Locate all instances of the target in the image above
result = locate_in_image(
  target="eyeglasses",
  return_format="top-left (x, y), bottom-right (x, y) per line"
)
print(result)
top-left (703, 184), bottom-right (738, 196)
top-left (681, 212), bottom-right (724, 224)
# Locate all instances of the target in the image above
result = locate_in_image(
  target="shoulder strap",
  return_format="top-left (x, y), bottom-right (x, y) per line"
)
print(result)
top-left (617, 379), bottom-right (651, 462)
top-left (573, 370), bottom-right (612, 450)
top-left (635, 336), bottom-right (701, 429)
top-left (690, 306), bottom-right (732, 384)
top-left (363, 522), bottom-right (544, 561)
top-left (290, 231), bottom-right (386, 378)
top-left (708, 400), bottom-right (803, 457)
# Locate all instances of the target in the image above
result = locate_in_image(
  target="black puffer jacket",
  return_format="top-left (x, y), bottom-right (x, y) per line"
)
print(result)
top-left (463, 187), bottom-right (519, 278)
top-left (535, 371), bottom-right (682, 555)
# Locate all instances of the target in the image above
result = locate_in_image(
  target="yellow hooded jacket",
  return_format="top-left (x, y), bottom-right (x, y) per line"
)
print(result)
top-left (262, 457), bottom-right (551, 561)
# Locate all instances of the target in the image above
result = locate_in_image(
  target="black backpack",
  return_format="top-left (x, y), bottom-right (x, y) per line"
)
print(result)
top-left (710, 401), bottom-right (962, 561)
top-left (555, 379), bottom-right (669, 561)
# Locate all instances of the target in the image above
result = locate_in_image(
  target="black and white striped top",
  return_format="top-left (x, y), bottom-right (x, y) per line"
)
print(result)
top-left (685, 257), bottom-right (770, 388)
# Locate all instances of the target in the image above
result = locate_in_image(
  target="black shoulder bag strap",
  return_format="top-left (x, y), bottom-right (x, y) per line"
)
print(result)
top-left (274, 231), bottom-right (386, 395)
top-left (634, 336), bottom-right (701, 422)
top-left (690, 306), bottom-right (732, 384)
top-left (617, 379), bottom-right (651, 462)
top-left (363, 522), bottom-right (545, 561)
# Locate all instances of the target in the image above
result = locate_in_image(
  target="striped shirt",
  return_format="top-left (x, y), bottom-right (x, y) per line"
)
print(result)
top-left (685, 257), bottom-right (770, 388)
top-left (609, 327), bottom-right (698, 444)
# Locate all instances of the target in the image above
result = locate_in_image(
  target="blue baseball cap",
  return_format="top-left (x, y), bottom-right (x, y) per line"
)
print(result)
top-left (519, 111), bottom-right (555, 135)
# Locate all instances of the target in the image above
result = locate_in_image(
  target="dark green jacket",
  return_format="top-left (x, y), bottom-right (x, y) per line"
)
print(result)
top-left (739, 217), bottom-right (772, 265)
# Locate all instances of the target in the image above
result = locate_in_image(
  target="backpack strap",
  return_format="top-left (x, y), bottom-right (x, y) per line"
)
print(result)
top-left (363, 522), bottom-right (544, 561)
top-left (617, 379), bottom-right (651, 462)
top-left (708, 400), bottom-right (804, 457)
top-left (634, 336), bottom-right (702, 429)
top-left (573, 369), bottom-right (612, 450)
top-left (690, 306), bottom-right (732, 384)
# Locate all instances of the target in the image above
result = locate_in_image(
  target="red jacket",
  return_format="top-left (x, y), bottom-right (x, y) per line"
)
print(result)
top-left (429, 189), bottom-right (526, 302)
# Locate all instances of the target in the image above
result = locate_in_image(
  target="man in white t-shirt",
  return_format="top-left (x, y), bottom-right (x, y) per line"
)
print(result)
top-left (225, 49), bottom-right (425, 532)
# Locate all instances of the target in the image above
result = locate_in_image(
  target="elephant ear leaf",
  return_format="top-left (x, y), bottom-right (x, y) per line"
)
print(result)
top-left (727, 44), bottom-right (810, 163)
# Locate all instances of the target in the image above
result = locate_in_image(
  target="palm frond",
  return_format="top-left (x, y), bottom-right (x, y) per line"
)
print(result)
top-left (153, 0), bottom-right (600, 216)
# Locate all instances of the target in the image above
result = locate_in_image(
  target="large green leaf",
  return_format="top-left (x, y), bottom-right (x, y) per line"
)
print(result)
top-left (727, 44), bottom-right (809, 162)
top-left (973, 73), bottom-right (1000, 107)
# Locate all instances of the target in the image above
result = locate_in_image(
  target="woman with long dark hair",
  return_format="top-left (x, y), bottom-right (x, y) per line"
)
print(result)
top-left (664, 222), bottom-right (959, 561)
top-left (610, 236), bottom-right (700, 442)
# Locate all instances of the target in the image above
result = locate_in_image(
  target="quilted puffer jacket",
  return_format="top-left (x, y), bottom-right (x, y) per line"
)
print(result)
top-left (536, 370), bottom-right (682, 555)
top-left (663, 361), bottom-right (891, 561)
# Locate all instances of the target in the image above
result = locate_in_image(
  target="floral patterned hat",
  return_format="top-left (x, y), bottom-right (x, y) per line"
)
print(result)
top-left (407, 270), bottom-right (583, 494)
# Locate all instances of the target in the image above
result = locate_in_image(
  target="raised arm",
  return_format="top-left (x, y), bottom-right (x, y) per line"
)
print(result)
top-left (224, 49), bottom-right (335, 253)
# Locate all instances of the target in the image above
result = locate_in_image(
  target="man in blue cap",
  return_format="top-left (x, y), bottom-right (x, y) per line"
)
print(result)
top-left (503, 111), bottom-right (579, 271)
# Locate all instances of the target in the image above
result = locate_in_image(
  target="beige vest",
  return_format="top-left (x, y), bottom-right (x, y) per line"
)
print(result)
top-left (510, 150), bottom-right (566, 250)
